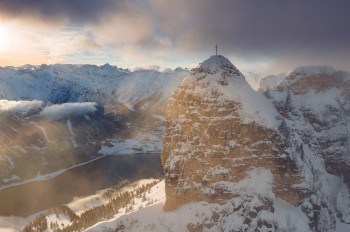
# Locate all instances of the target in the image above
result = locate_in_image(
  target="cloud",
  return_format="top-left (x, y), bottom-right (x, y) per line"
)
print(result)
top-left (148, 1), bottom-right (350, 56)
top-left (0, 0), bottom-right (349, 74)
top-left (0, 19), bottom-right (103, 66)
top-left (0, 0), bottom-right (118, 24)
top-left (144, 0), bottom-right (350, 74)
top-left (92, 6), bottom-right (153, 46)
top-left (98, 0), bottom-right (350, 72)
top-left (40, 102), bottom-right (97, 120)
top-left (0, 0), bottom-right (157, 66)
top-left (0, 100), bottom-right (43, 113)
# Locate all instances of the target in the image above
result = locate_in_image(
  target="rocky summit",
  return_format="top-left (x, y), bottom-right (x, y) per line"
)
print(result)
top-left (161, 55), bottom-right (350, 231)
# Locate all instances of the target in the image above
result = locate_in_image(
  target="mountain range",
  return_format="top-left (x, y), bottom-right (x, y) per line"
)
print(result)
top-left (92, 56), bottom-right (350, 232)
top-left (0, 64), bottom-right (185, 190)
top-left (1, 56), bottom-right (350, 231)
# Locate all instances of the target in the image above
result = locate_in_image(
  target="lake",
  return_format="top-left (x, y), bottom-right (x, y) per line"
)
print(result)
top-left (0, 153), bottom-right (163, 217)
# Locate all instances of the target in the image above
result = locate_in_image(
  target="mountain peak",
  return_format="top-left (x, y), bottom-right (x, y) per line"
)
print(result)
top-left (178, 55), bottom-right (278, 129)
top-left (182, 55), bottom-right (244, 88)
top-left (288, 65), bottom-right (336, 77)
top-left (199, 55), bottom-right (234, 69)
top-left (193, 55), bottom-right (244, 79)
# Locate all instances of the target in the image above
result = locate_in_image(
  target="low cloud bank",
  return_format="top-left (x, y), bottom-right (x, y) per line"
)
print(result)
top-left (0, 100), bottom-right (43, 113)
top-left (40, 102), bottom-right (97, 120)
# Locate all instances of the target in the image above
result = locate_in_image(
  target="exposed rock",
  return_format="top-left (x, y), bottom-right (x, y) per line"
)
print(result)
top-left (161, 56), bottom-right (350, 231)
top-left (161, 56), bottom-right (300, 212)
top-left (262, 66), bottom-right (350, 228)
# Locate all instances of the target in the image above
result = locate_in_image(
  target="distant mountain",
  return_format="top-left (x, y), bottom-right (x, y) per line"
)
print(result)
top-left (0, 63), bottom-right (185, 109)
top-left (0, 64), bottom-right (186, 189)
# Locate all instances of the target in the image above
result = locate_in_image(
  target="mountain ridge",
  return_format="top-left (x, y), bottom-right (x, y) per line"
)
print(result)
top-left (2, 57), bottom-right (350, 231)
top-left (93, 55), bottom-right (350, 232)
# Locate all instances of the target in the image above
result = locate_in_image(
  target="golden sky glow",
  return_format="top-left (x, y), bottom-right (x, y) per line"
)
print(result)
top-left (0, 20), bottom-right (54, 66)
top-left (0, 0), bottom-right (349, 75)
top-left (0, 23), bottom-right (13, 52)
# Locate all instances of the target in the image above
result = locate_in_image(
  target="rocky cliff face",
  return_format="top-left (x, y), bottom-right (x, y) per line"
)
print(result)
top-left (262, 67), bottom-right (350, 230)
top-left (162, 57), bottom-right (350, 231)
top-left (263, 66), bottom-right (350, 189)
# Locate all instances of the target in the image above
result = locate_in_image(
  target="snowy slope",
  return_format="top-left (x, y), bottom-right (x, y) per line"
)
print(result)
top-left (86, 178), bottom-right (350, 232)
top-left (22, 179), bottom-right (163, 232)
top-left (260, 66), bottom-right (350, 230)
top-left (68, 179), bottom-right (158, 216)
top-left (4, 58), bottom-right (350, 231)
top-left (86, 180), bottom-right (166, 232)
top-left (113, 69), bottom-right (184, 110)
top-left (180, 55), bottom-right (279, 128)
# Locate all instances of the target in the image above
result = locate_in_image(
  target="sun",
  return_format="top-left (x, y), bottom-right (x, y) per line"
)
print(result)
top-left (0, 24), bottom-right (13, 52)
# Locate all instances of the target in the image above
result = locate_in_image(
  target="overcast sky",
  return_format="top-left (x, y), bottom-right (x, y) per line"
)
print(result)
top-left (0, 0), bottom-right (349, 77)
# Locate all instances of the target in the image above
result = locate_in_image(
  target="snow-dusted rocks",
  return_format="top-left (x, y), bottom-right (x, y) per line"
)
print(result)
top-left (259, 66), bottom-right (350, 196)
top-left (160, 56), bottom-right (350, 231)
top-left (260, 66), bottom-right (350, 231)
top-left (262, 66), bottom-right (350, 186)
top-left (161, 56), bottom-right (301, 230)
top-left (3, 58), bottom-right (350, 231)
top-left (180, 55), bottom-right (278, 128)
top-left (80, 61), bottom-right (350, 232)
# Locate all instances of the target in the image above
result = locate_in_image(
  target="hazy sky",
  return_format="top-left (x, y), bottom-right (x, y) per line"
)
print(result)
top-left (0, 0), bottom-right (349, 76)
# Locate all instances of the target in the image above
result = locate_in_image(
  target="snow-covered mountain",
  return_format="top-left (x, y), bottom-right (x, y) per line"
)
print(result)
top-left (6, 57), bottom-right (350, 231)
top-left (0, 63), bottom-right (185, 109)
top-left (0, 64), bottom-right (185, 189)
top-left (84, 56), bottom-right (350, 232)
top-left (260, 65), bottom-right (350, 189)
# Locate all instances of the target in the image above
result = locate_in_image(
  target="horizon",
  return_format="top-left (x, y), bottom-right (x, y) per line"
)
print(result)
top-left (0, 54), bottom-right (347, 91)
top-left (0, 0), bottom-right (349, 77)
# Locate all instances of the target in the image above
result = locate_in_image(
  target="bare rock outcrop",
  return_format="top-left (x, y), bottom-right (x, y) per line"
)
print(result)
top-left (161, 56), bottom-right (300, 212)
top-left (161, 57), bottom-right (350, 231)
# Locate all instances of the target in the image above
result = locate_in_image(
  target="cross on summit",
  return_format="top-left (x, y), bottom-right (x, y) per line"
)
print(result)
top-left (215, 44), bottom-right (218, 56)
